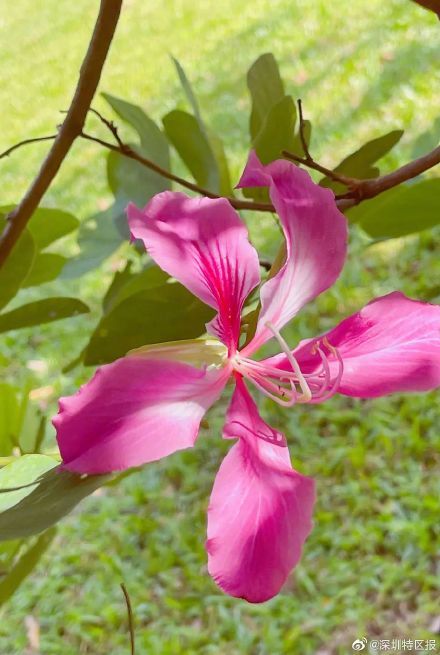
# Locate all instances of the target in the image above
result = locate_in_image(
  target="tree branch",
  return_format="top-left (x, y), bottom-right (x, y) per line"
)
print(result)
top-left (80, 130), bottom-right (275, 212)
top-left (343, 144), bottom-right (440, 202)
top-left (0, 0), bottom-right (123, 268)
top-left (2, 118), bottom-right (439, 217)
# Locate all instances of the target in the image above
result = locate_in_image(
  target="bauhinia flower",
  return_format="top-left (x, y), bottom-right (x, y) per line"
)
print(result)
top-left (54, 152), bottom-right (440, 603)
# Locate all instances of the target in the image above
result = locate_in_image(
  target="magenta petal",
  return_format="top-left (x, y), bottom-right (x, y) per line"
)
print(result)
top-left (238, 152), bottom-right (347, 355)
top-left (54, 357), bottom-right (229, 474)
top-left (127, 193), bottom-right (260, 351)
top-left (267, 292), bottom-right (440, 398)
top-left (206, 378), bottom-right (315, 603)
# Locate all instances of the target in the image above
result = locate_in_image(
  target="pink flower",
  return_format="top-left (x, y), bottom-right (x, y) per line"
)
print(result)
top-left (54, 152), bottom-right (440, 603)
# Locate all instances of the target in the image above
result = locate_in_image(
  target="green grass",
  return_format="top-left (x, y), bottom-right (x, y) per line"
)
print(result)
top-left (1, 0), bottom-right (439, 653)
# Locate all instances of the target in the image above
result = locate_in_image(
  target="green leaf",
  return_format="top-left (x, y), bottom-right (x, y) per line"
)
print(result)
top-left (0, 528), bottom-right (56, 605)
top-left (0, 206), bottom-right (78, 251)
top-left (83, 278), bottom-right (215, 365)
top-left (102, 94), bottom-right (171, 209)
top-left (253, 95), bottom-right (297, 165)
top-left (247, 53), bottom-right (285, 140)
top-left (102, 94), bottom-right (171, 168)
top-left (61, 206), bottom-right (124, 279)
top-left (27, 208), bottom-right (78, 249)
top-left (320, 130), bottom-right (404, 192)
top-left (108, 266), bottom-right (169, 308)
top-left (23, 253), bottom-right (67, 288)
top-left (0, 384), bottom-right (43, 457)
top-left (172, 57), bottom-right (203, 127)
top-left (290, 119), bottom-right (312, 158)
top-left (242, 96), bottom-right (296, 201)
top-left (163, 110), bottom-right (220, 192)
top-left (67, 264), bottom-right (168, 368)
top-left (0, 455), bottom-right (109, 541)
top-left (171, 59), bottom-right (233, 196)
top-left (0, 297), bottom-right (89, 333)
top-left (102, 261), bottom-right (134, 314)
top-left (206, 129), bottom-right (233, 197)
top-left (0, 385), bottom-right (19, 456)
top-left (0, 219), bottom-right (35, 311)
top-left (348, 178), bottom-right (440, 238)
top-left (411, 117), bottom-right (440, 159)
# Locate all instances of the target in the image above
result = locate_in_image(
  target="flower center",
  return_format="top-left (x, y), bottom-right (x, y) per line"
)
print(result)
top-left (232, 322), bottom-right (343, 406)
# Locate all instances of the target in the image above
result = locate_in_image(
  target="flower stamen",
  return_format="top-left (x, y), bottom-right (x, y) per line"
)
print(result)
top-left (265, 322), bottom-right (312, 402)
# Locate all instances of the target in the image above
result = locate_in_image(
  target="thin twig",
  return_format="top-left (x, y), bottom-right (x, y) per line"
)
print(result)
top-left (297, 99), bottom-right (311, 160)
top-left (89, 107), bottom-right (125, 147)
top-left (282, 149), bottom-right (356, 186)
top-left (80, 131), bottom-right (275, 212)
top-left (0, 135), bottom-right (58, 160)
top-left (283, 100), bottom-right (356, 187)
top-left (120, 583), bottom-right (136, 655)
top-left (2, 120), bottom-right (440, 214)
top-left (283, 100), bottom-right (355, 185)
top-left (0, 0), bottom-right (123, 268)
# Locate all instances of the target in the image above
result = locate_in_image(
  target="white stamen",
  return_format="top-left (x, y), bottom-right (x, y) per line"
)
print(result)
top-left (265, 322), bottom-right (312, 402)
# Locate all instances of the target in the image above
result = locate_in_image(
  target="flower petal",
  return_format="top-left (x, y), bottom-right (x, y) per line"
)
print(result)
top-left (127, 193), bottom-right (260, 351)
top-left (54, 356), bottom-right (230, 474)
top-left (206, 377), bottom-right (315, 602)
top-left (265, 292), bottom-right (440, 398)
top-left (238, 152), bottom-right (347, 354)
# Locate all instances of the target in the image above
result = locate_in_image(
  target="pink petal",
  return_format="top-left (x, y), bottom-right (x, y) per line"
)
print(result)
top-left (266, 292), bottom-right (440, 398)
top-left (54, 357), bottom-right (230, 474)
top-left (206, 377), bottom-right (315, 603)
top-left (238, 152), bottom-right (347, 355)
top-left (127, 193), bottom-right (260, 352)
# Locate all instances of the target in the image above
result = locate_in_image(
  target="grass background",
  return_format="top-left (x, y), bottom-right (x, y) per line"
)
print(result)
top-left (0, 0), bottom-right (439, 653)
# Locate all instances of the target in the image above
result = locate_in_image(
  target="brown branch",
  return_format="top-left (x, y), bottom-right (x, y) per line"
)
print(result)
top-left (0, 135), bottom-right (58, 160)
top-left (347, 144), bottom-right (440, 202)
top-left (283, 149), bottom-right (356, 186)
top-left (120, 583), bottom-right (135, 655)
top-left (411, 0), bottom-right (440, 18)
top-left (80, 130), bottom-right (275, 212)
top-left (2, 118), bottom-right (439, 216)
top-left (89, 107), bottom-right (125, 147)
top-left (0, 0), bottom-right (123, 268)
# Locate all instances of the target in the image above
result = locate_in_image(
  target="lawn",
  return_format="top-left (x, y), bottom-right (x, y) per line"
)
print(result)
top-left (0, 1), bottom-right (439, 653)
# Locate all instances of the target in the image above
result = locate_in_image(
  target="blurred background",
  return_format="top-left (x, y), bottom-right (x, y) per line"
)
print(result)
top-left (0, 1), bottom-right (439, 653)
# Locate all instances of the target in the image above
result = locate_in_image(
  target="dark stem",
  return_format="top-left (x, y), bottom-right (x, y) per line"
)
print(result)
top-left (350, 144), bottom-right (440, 202)
top-left (282, 100), bottom-right (356, 187)
top-left (80, 131), bottom-right (275, 212)
top-left (120, 583), bottom-right (136, 655)
top-left (0, 135), bottom-right (58, 160)
top-left (2, 117), bottom-right (439, 215)
top-left (0, 0), bottom-right (123, 268)
top-left (297, 99), bottom-right (311, 160)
